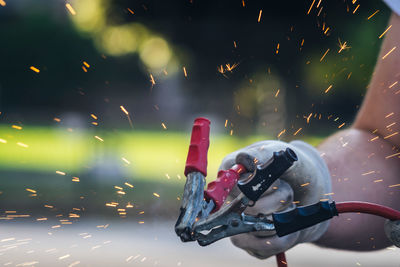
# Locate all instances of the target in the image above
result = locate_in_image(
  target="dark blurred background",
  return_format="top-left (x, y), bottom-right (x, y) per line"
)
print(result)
top-left (0, 1), bottom-right (397, 266)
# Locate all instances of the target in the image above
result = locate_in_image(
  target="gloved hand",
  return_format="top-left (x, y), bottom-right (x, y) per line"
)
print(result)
top-left (219, 140), bottom-right (332, 259)
top-left (384, 220), bottom-right (400, 248)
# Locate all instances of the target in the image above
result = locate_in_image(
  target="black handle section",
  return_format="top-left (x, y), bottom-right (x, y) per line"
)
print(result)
top-left (273, 201), bottom-right (338, 237)
top-left (237, 148), bottom-right (298, 202)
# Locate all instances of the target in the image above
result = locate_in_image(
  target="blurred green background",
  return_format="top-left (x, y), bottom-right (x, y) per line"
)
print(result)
top-left (0, 0), bottom-right (391, 221)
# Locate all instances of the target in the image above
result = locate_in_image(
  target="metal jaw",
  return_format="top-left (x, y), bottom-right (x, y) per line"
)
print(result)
top-left (193, 193), bottom-right (275, 246)
top-left (175, 172), bottom-right (215, 242)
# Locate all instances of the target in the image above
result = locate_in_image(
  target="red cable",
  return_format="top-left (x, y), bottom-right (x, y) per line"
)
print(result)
top-left (275, 201), bottom-right (400, 267)
top-left (276, 252), bottom-right (287, 267)
top-left (336, 201), bottom-right (400, 220)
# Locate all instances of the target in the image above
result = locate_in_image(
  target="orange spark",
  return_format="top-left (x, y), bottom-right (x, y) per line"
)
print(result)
top-left (382, 46), bottom-right (396, 59)
top-left (385, 152), bottom-right (400, 159)
top-left (149, 74), bottom-right (156, 85)
top-left (0, 0), bottom-right (6, 7)
top-left (65, 3), bottom-right (76, 15)
top-left (307, 0), bottom-right (316, 15)
top-left (153, 192), bottom-right (160, 198)
top-left (90, 114), bottom-right (98, 120)
top-left (161, 122), bottom-right (167, 130)
top-left (276, 43), bottom-right (280, 54)
top-left (56, 171), bottom-right (66, 175)
top-left (338, 39), bottom-right (351, 53)
top-left (389, 81), bottom-right (398, 88)
top-left (125, 182), bottom-right (134, 188)
top-left (12, 125), bottom-right (22, 130)
top-left (94, 136), bottom-right (104, 142)
top-left (389, 184), bottom-right (400, 188)
top-left (183, 66), bottom-right (188, 77)
top-left (17, 142), bottom-right (28, 148)
top-left (383, 132), bottom-right (398, 139)
top-left (352, 4), bottom-right (360, 14)
top-left (258, 10), bottom-right (262, 22)
top-left (26, 188), bottom-right (36, 193)
top-left (379, 25), bottom-right (392, 39)
top-left (30, 66), bottom-right (40, 73)
top-left (72, 177), bottom-right (80, 182)
top-left (338, 123), bottom-right (345, 128)
top-left (385, 112), bottom-right (394, 118)
top-left (370, 136), bottom-right (379, 141)
top-left (274, 89), bottom-right (280, 97)
top-left (83, 61), bottom-right (90, 68)
top-left (301, 182), bottom-right (310, 187)
top-left (277, 129), bottom-right (286, 138)
top-left (325, 85), bottom-right (333, 93)
top-left (293, 128), bottom-right (302, 136)
top-left (367, 10), bottom-right (379, 20)
top-left (121, 157), bottom-right (131, 164)
top-left (320, 48), bottom-right (330, 62)
top-left (127, 8), bottom-right (134, 14)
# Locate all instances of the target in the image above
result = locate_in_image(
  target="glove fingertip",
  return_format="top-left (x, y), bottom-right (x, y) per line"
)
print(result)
top-left (236, 152), bottom-right (257, 172)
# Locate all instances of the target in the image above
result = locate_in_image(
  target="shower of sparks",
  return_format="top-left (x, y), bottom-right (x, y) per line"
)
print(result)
top-left (121, 157), bottom-right (131, 164)
top-left (183, 66), bottom-right (188, 77)
top-left (30, 66), bottom-right (40, 73)
top-left (379, 25), bottom-right (392, 39)
top-left (367, 10), bottom-right (379, 20)
top-left (338, 39), bottom-right (351, 53)
top-left (65, 3), bottom-right (76, 15)
top-left (94, 136), bottom-right (104, 142)
top-left (325, 85), bottom-right (333, 93)
top-left (257, 10), bottom-right (262, 22)
top-left (382, 46), bottom-right (396, 60)
top-left (153, 192), bottom-right (160, 198)
top-left (120, 105), bottom-right (133, 128)
top-left (307, 0), bottom-right (316, 15)
top-left (320, 49), bottom-right (330, 62)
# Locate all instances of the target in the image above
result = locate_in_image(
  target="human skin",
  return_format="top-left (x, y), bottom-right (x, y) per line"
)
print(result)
top-left (315, 13), bottom-right (400, 250)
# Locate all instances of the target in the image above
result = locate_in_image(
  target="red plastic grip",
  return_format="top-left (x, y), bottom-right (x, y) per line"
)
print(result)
top-left (204, 164), bottom-right (246, 211)
top-left (184, 117), bottom-right (211, 176)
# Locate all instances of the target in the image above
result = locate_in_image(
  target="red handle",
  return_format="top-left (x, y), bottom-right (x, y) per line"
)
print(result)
top-left (184, 117), bottom-right (211, 176)
top-left (204, 164), bottom-right (246, 211)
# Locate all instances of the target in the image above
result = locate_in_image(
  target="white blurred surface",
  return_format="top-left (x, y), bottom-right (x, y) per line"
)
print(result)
top-left (0, 220), bottom-right (398, 267)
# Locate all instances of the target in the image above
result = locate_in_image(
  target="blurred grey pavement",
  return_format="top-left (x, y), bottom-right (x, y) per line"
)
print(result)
top-left (0, 220), bottom-right (398, 267)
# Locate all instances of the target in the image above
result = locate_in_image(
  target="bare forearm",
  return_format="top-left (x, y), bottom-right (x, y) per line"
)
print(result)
top-left (314, 129), bottom-right (400, 250)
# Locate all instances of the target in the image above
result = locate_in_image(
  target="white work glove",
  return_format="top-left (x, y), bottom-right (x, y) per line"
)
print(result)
top-left (219, 140), bottom-right (332, 259)
top-left (384, 220), bottom-right (400, 248)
